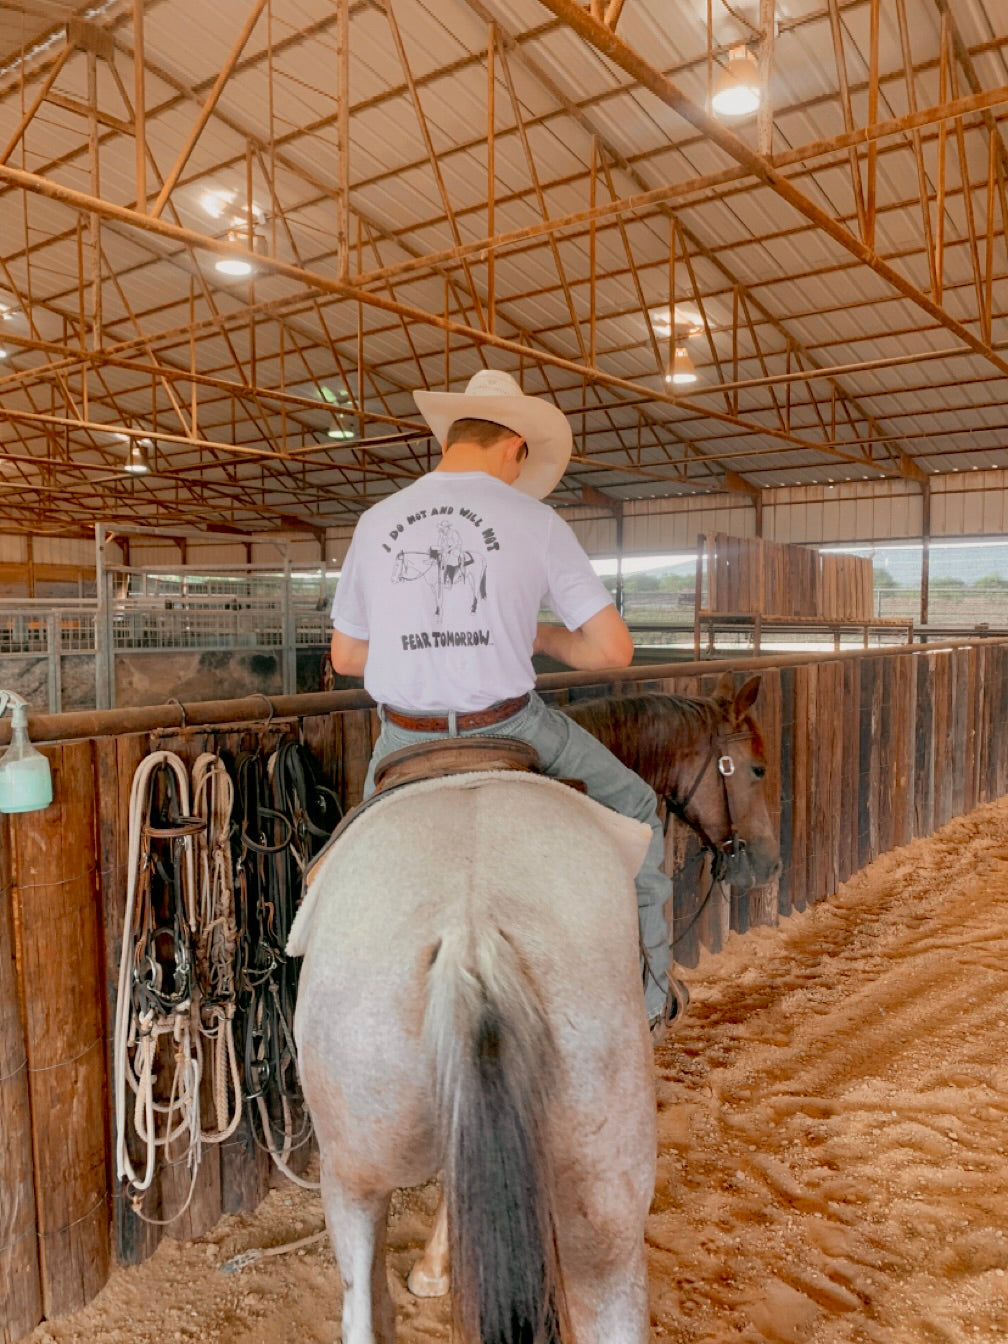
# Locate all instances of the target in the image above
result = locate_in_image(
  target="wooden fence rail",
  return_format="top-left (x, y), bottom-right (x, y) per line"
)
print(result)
top-left (3, 641), bottom-right (1008, 1339)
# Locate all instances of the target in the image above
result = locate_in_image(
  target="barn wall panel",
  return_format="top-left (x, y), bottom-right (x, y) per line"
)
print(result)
top-left (186, 543), bottom-right (249, 566)
top-left (551, 475), bottom-right (1008, 558)
top-left (566, 515), bottom-right (617, 556)
top-left (31, 539), bottom-right (95, 568)
top-left (280, 539), bottom-right (326, 565)
top-left (8, 473), bottom-right (1008, 582)
top-left (125, 542), bottom-right (184, 569)
top-left (0, 536), bottom-right (27, 564)
top-left (324, 525), bottom-right (357, 566)
top-left (982, 487), bottom-right (1005, 534)
top-left (937, 488), bottom-right (966, 536)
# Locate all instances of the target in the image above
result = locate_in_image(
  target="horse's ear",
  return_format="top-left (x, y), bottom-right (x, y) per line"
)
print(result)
top-left (712, 671), bottom-right (735, 705)
top-left (733, 675), bottom-right (761, 719)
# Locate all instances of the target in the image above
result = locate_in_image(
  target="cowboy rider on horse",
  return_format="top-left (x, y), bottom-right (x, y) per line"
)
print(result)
top-left (329, 368), bottom-right (686, 1041)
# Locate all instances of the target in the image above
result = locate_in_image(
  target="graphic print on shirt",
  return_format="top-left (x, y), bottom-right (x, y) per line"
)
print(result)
top-left (385, 506), bottom-right (496, 627)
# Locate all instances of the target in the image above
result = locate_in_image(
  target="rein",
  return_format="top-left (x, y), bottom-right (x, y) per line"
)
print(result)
top-left (234, 741), bottom-right (341, 1190)
top-left (663, 729), bottom-right (751, 878)
top-left (192, 753), bottom-right (242, 1146)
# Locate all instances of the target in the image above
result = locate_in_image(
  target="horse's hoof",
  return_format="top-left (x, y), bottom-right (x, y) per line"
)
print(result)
top-left (407, 1264), bottom-right (450, 1298)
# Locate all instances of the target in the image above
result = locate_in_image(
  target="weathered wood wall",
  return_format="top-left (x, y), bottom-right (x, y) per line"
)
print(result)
top-left (700, 531), bottom-right (874, 619)
top-left (3, 642), bottom-right (1008, 1339)
top-left (0, 785), bottom-right (41, 1344)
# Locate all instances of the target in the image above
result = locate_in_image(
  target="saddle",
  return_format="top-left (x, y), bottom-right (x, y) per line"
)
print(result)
top-left (373, 735), bottom-right (542, 792)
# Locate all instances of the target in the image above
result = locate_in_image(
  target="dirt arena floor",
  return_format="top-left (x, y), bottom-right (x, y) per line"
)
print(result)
top-left (27, 795), bottom-right (1008, 1343)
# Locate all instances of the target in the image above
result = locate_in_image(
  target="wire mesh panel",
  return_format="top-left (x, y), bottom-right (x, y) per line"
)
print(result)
top-left (0, 567), bottom-right (340, 709)
top-left (0, 611), bottom-right (50, 654)
top-left (106, 567), bottom-right (338, 653)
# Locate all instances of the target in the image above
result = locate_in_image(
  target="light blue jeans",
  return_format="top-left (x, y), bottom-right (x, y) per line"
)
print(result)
top-left (363, 691), bottom-right (672, 1021)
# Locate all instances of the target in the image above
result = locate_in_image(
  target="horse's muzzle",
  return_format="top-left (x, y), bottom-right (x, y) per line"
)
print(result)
top-left (721, 839), bottom-right (782, 891)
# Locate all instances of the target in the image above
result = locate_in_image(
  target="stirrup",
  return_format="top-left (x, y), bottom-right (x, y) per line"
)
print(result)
top-left (649, 977), bottom-right (690, 1044)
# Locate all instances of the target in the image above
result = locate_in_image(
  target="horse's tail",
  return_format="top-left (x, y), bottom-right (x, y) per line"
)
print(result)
top-left (426, 927), bottom-right (570, 1344)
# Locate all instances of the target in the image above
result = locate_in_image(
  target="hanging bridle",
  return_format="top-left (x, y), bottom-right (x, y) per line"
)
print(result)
top-left (663, 729), bottom-right (753, 883)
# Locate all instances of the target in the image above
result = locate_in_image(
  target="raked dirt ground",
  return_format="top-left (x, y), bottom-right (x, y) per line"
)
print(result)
top-left (27, 794), bottom-right (1008, 1344)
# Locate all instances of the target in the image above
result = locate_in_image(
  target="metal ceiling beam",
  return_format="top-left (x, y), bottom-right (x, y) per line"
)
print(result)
top-left (0, 1), bottom-right (999, 534)
top-left (462, 0), bottom-right (926, 487)
top-left (534, 0), bottom-right (1008, 385)
top-left (452, 0), bottom-right (905, 490)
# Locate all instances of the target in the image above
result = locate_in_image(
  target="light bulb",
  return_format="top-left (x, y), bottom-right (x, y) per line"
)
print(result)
top-left (712, 46), bottom-right (761, 118)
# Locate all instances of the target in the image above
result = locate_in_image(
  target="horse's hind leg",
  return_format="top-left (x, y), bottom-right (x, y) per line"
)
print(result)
top-left (560, 1201), bottom-right (651, 1344)
top-left (555, 1074), bottom-right (654, 1342)
top-left (322, 1178), bottom-right (395, 1344)
top-left (565, 1247), bottom-right (650, 1344)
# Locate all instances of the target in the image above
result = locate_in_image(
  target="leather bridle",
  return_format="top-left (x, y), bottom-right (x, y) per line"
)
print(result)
top-left (664, 729), bottom-right (754, 882)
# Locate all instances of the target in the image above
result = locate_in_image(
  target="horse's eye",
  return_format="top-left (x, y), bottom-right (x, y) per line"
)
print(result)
top-left (752, 765), bottom-right (766, 779)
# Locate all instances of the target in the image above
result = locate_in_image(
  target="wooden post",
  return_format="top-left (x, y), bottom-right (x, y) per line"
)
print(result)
top-left (0, 815), bottom-right (43, 1343)
top-left (9, 742), bottom-right (110, 1318)
top-left (693, 533), bottom-right (704, 660)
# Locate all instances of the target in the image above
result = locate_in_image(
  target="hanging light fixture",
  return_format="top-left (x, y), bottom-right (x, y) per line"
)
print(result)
top-left (665, 346), bottom-right (698, 386)
top-left (215, 227), bottom-right (254, 277)
top-left (0, 690), bottom-right (52, 814)
top-left (711, 45), bottom-right (761, 118)
top-left (124, 438), bottom-right (152, 474)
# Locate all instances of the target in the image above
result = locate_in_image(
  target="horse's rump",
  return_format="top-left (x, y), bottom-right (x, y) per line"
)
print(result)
top-left (291, 773), bottom-right (655, 1342)
top-left (288, 771), bottom-right (649, 959)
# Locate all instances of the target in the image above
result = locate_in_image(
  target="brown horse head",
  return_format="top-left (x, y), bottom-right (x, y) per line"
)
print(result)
top-left (679, 673), bottom-right (781, 889)
top-left (565, 673), bottom-right (781, 891)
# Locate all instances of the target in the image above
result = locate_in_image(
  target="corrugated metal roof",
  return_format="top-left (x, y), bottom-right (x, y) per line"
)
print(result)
top-left (0, 0), bottom-right (1006, 535)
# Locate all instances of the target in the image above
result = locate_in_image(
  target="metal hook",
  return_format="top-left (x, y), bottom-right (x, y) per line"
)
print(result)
top-left (168, 697), bottom-right (188, 728)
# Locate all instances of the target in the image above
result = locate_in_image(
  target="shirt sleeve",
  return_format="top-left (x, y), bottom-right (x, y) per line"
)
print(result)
top-left (544, 512), bottom-right (615, 631)
top-left (329, 532), bottom-right (370, 640)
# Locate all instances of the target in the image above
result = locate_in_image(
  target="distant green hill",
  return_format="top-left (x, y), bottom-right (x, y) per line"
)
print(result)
top-left (832, 541), bottom-right (1008, 588)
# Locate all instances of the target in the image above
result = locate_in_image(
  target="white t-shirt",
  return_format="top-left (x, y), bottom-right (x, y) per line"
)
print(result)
top-left (331, 471), bottom-right (614, 712)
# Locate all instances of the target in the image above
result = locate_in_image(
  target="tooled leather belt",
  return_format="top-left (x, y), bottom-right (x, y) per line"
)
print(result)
top-left (381, 692), bottom-right (530, 733)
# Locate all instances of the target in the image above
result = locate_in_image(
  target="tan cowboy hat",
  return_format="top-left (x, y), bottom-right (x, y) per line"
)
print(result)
top-left (413, 368), bottom-right (572, 499)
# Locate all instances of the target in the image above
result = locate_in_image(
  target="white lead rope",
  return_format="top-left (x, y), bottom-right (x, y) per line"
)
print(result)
top-left (114, 750), bottom-right (201, 1208)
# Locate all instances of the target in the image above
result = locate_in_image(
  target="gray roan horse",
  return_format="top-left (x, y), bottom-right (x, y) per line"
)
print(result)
top-left (287, 673), bottom-right (779, 1343)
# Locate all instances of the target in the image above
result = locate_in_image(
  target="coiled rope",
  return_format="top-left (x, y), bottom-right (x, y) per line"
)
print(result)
top-left (113, 750), bottom-right (203, 1221)
top-left (115, 739), bottom-right (341, 1212)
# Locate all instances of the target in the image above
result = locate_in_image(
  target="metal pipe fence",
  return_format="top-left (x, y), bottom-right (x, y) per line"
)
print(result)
top-left (1, 566), bottom-right (339, 712)
top-left (7, 570), bottom-right (1008, 714)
